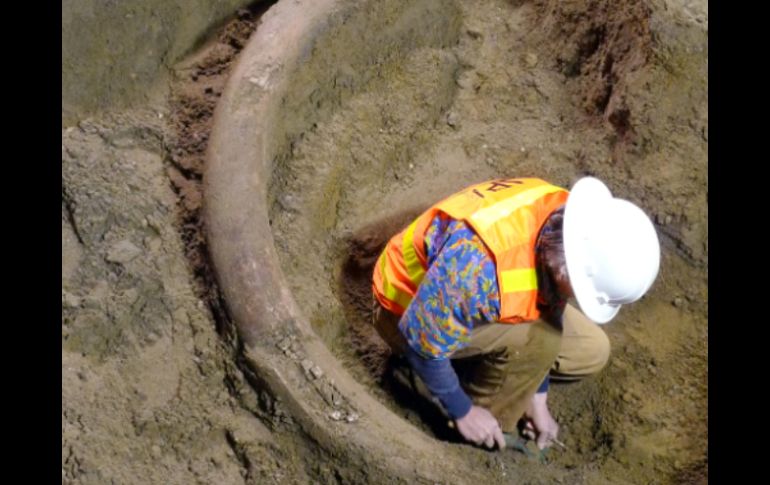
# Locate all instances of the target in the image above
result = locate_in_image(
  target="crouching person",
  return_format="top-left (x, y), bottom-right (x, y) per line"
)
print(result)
top-left (371, 177), bottom-right (660, 450)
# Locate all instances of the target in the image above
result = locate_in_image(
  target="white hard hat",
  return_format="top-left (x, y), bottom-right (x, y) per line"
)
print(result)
top-left (563, 177), bottom-right (661, 324)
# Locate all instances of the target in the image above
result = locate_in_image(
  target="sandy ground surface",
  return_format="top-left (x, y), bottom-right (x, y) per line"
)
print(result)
top-left (62, 0), bottom-right (707, 483)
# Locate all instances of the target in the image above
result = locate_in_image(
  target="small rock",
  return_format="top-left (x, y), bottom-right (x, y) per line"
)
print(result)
top-left (467, 29), bottom-right (483, 40)
top-left (345, 412), bottom-right (359, 423)
top-left (62, 292), bottom-right (81, 308)
top-left (276, 337), bottom-right (292, 352)
top-left (524, 53), bottom-right (539, 68)
top-left (106, 240), bottom-right (141, 264)
top-left (122, 288), bottom-right (140, 304)
top-left (278, 194), bottom-right (300, 212)
top-left (310, 366), bottom-right (324, 379)
top-left (248, 73), bottom-right (271, 89)
top-left (673, 297), bottom-right (685, 308)
top-left (456, 74), bottom-right (474, 90)
top-left (145, 237), bottom-right (162, 253)
top-left (622, 392), bottom-right (633, 403)
top-left (151, 445), bottom-right (161, 457)
top-left (665, 215), bottom-right (673, 225)
top-left (446, 111), bottom-right (460, 128)
top-left (300, 359), bottom-right (314, 373)
top-left (145, 216), bottom-right (163, 233)
top-left (329, 410), bottom-right (343, 421)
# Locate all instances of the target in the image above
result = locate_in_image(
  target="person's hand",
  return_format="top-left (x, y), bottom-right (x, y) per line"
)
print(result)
top-left (524, 392), bottom-right (559, 450)
top-left (455, 405), bottom-right (506, 450)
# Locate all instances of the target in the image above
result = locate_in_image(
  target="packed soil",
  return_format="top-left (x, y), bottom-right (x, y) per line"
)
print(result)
top-left (62, 0), bottom-right (707, 483)
top-left (269, 0), bottom-right (707, 483)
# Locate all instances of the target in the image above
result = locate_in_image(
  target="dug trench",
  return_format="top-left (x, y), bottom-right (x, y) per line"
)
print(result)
top-left (73, 0), bottom-right (706, 483)
top-left (262, 0), bottom-right (706, 483)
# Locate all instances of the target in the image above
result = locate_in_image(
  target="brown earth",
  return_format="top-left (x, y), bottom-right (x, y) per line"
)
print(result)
top-left (268, 0), bottom-right (706, 482)
top-left (62, 0), bottom-right (707, 483)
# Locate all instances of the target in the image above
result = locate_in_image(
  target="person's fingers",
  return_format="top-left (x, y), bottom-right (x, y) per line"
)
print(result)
top-left (523, 428), bottom-right (536, 440)
top-left (493, 424), bottom-right (506, 450)
top-left (536, 431), bottom-right (553, 450)
top-left (473, 427), bottom-right (483, 444)
top-left (524, 418), bottom-right (535, 430)
top-left (484, 433), bottom-right (495, 449)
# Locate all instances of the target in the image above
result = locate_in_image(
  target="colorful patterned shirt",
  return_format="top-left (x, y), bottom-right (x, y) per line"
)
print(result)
top-left (399, 214), bottom-right (501, 359)
top-left (397, 209), bottom-right (565, 418)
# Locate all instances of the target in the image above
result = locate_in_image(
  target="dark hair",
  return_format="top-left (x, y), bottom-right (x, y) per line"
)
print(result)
top-left (539, 206), bottom-right (568, 283)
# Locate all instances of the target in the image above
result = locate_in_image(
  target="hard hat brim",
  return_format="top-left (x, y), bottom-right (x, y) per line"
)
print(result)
top-left (563, 177), bottom-right (620, 324)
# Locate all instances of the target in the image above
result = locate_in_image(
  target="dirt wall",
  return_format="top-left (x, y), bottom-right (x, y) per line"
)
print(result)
top-left (62, 0), bottom-right (259, 125)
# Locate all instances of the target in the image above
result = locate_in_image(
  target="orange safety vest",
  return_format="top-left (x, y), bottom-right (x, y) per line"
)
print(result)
top-left (372, 178), bottom-right (569, 323)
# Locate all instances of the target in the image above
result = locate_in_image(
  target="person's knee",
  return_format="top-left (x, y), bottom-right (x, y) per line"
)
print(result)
top-left (470, 322), bottom-right (561, 372)
top-left (551, 311), bottom-right (612, 379)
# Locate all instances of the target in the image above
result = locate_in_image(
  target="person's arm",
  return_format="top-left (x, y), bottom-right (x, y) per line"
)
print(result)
top-left (404, 346), bottom-right (504, 449)
top-left (403, 346), bottom-right (471, 418)
top-left (400, 218), bottom-right (505, 448)
top-left (524, 390), bottom-right (559, 449)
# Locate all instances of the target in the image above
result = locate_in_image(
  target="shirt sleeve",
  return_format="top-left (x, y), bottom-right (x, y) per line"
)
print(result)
top-left (399, 221), bottom-right (499, 359)
top-left (403, 346), bottom-right (473, 419)
top-left (397, 218), bottom-right (500, 419)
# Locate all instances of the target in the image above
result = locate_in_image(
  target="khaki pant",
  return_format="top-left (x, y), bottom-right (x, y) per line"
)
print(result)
top-left (372, 300), bottom-right (610, 432)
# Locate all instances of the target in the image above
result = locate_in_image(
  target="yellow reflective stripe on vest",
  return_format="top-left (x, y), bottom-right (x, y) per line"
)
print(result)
top-left (401, 218), bottom-right (426, 285)
top-left (470, 184), bottom-right (565, 232)
top-left (499, 268), bottom-right (538, 293)
top-left (378, 252), bottom-right (413, 310)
